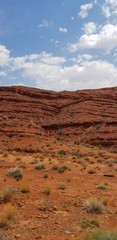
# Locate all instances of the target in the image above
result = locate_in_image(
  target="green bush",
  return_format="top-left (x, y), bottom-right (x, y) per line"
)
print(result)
top-left (84, 230), bottom-right (117, 240)
top-left (59, 150), bottom-right (66, 156)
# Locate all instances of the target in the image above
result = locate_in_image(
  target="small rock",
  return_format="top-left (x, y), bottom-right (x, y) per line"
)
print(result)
top-left (53, 206), bottom-right (57, 210)
top-left (64, 231), bottom-right (71, 235)
top-left (15, 234), bottom-right (21, 238)
top-left (42, 214), bottom-right (48, 219)
top-left (2, 115), bottom-right (8, 120)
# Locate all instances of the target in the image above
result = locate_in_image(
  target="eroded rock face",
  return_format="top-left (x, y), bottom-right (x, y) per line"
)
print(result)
top-left (0, 86), bottom-right (117, 151)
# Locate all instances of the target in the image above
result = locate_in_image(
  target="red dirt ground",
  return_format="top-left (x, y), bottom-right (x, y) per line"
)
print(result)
top-left (0, 86), bottom-right (117, 240)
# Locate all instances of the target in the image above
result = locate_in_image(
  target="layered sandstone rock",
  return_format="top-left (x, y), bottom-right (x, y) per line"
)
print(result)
top-left (0, 86), bottom-right (116, 151)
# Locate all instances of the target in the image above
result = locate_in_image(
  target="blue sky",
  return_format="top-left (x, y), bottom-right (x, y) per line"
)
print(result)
top-left (0, 0), bottom-right (117, 91)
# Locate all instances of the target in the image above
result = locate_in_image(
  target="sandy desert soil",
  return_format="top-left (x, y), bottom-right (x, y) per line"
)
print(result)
top-left (0, 86), bottom-right (117, 240)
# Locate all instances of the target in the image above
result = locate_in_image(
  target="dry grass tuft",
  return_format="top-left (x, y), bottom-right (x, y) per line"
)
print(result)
top-left (0, 186), bottom-right (16, 202)
top-left (7, 167), bottom-right (23, 180)
top-left (21, 183), bottom-right (31, 193)
top-left (84, 197), bottom-right (105, 214)
top-left (0, 203), bottom-right (17, 228)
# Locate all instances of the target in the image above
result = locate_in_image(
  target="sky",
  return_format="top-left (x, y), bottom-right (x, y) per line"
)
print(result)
top-left (0, 0), bottom-right (117, 91)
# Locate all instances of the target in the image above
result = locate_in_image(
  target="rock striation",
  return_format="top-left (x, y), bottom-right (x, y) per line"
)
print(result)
top-left (0, 86), bottom-right (117, 151)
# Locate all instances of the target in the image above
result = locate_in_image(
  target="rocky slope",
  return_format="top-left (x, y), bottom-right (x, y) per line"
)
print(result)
top-left (0, 86), bottom-right (117, 151)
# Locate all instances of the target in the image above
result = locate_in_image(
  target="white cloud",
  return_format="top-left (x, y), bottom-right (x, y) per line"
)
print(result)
top-left (102, 6), bottom-right (111, 17)
top-left (94, 0), bottom-right (98, 4)
top-left (50, 39), bottom-right (59, 45)
top-left (0, 71), bottom-right (6, 76)
top-left (79, 3), bottom-right (93, 18)
top-left (102, 0), bottom-right (117, 18)
top-left (27, 60), bottom-right (117, 91)
top-left (83, 22), bottom-right (98, 34)
top-left (59, 27), bottom-right (68, 33)
top-left (70, 54), bottom-right (93, 63)
top-left (68, 23), bottom-right (117, 52)
top-left (0, 44), bottom-right (117, 91)
top-left (38, 19), bottom-right (50, 28)
top-left (10, 52), bottom-right (117, 91)
top-left (71, 16), bottom-right (74, 21)
top-left (0, 45), bottom-right (10, 66)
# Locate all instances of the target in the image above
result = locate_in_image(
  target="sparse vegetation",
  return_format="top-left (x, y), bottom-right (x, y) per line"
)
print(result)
top-left (35, 162), bottom-right (46, 170)
top-left (58, 165), bottom-right (68, 173)
top-left (58, 183), bottom-right (67, 190)
top-left (97, 183), bottom-right (107, 190)
top-left (0, 186), bottom-right (16, 202)
top-left (43, 173), bottom-right (48, 178)
top-left (0, 203), bottom-right (17, 228)
top-left (84, 197), bottom-right (105, 214)
top-left (88, 169), bottom-right (96, 174)
top-left (43, 186), bottom-right (51, 195)
top-left (59, 150), bottom-right (66, 156)
top-left (7, 167), bottom-right (23, 180)
top-left (21, 183), bottom-right (31, 193)
top-left (52, 163), bottom-right (58, 170)
top-left (84, 230), bottom-right (117, 240)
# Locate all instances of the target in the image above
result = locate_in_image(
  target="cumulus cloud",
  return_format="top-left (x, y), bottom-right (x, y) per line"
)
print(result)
top-left (33, 60), bottom-right (117, 91)
top-left (102, 0), bottom-right (117, 18)
top-left (10, 52), bottom-right (117, 91)
top-left (68, 23), bottom-right (117, 52)
top-left (59, 27), bottom-right (68, 33)
top-left (0, 44), bottom-right (117, 91)
top-left (83, 22), bottom-right (98, 34)
top-left (79, 3), bottom-right (93, 18)
top-left (0, 44), bottom-right (10, 66)
top-left (70, 54), bottom-right (93, 64)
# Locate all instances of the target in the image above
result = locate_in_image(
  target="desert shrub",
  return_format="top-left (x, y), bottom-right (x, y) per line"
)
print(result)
top-left (59, 150), bottom-right (66, 156)
top-left (35, 163), bottom-right (45, 170)
top-left (7, 167), bottom-right (23, 180)
top-left (36, 147), bottom-right (42, 153)
top-left (81, 217), bottom-right (99, 229)
top-left (3, 152), bottom-right (8, 157)
top-left (39, 199), bottom-right (54, 211)
top-left (84, 197), bottom-right (105, 214)
top-left (91, 218), bottom-right (99, 227)
top-left (84, 230), bottom-right (117, 240)
top-left (21, 183), bottom-right (31, 193)
top-left (0, 186), bottom-right (16, 202)
top-left (88, 169), bottom-right (96, 174)
top-left (58, 183), bottom-right (67, 190)
top-left (52, 163), bottom-right (58, 170)
top-left (0, 203), bottom-right (17, 228)
top-left (81, 218), bottom-right (90, 228)
top-left (58, 129), bottom-right (63, 135)
top-left (43, 173), bottom-right (48, 178)
top-left (43, 186), bottom-right (51, 195)
top-left (58, 165), bottom-right (68, 173)
top-left (30, 159), bottom-right (38, 164)
top-left (97, 183), bottom-right (107, 190)
top-left (107, 161), bottom-right (113, 167)
top-left (98, 196), bottom-right (108, 206)
top-left (97, 158), bottom-right (102, 162)
top-left (16, 156), bottom-right (21, 161)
